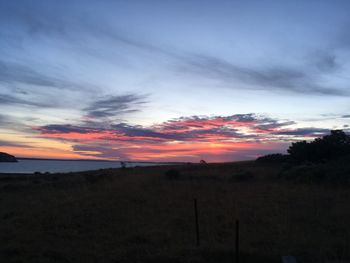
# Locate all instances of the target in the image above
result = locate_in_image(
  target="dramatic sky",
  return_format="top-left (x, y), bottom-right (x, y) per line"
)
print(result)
top-left (1, 0), bottom-right (350, 162)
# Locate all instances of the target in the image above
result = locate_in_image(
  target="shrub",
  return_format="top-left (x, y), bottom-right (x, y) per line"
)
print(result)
top-left (279, 157), bottom-right (350, 184)
top-left (84, 173), bottom-right (112, 184)
top-left (231, 171), bottom-right (254, 182)
top-left (288, 130), bottom-right (350, 163)
top-left (256, 153), bottom-right (290, 163)
top-left (165, 169), bottom-right (180, 179)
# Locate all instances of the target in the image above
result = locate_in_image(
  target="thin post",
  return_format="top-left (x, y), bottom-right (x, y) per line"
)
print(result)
top-left (194, 198), bottom-right (200, 246)
top-left (235, 219), bottom-right (239, 263)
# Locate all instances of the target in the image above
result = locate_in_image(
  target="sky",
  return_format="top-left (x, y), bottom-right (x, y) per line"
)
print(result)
top-left (1, 0), bottom-right (350, 162)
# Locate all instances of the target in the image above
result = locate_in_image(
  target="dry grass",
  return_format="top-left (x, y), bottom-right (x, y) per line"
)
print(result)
top-left (1, 162), bottom-right (350, 262)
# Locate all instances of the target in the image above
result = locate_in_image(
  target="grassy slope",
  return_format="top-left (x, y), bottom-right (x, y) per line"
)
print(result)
top-left (1, 161), bottom-right (350, 263)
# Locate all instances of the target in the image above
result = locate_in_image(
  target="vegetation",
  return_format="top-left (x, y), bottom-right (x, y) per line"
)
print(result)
top-left (255, 153), bottom-right (290, 163)
top-left (256, 130), bottom-right (350, 183)
top-left (279, 155), bottom-right (350, 183)
top-left (1, 162), bottom-right (350, 262)
top-left (165, 168), bottom-right (181, 179)
top-left (288, 130), bottom-right (350, 163)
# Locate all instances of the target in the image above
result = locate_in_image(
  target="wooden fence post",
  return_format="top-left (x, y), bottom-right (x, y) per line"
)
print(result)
top-left (235, 219), bottom-right (239, 263)
top-left (194, 198), bottom-right (200, 246)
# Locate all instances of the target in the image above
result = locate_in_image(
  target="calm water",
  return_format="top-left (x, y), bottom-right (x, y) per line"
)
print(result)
top-left (0, 159), bottom-right (165, 174)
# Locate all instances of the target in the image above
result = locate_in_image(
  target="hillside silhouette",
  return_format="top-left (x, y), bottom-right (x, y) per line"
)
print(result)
top-left (0, 152), bottom-right (17, 162)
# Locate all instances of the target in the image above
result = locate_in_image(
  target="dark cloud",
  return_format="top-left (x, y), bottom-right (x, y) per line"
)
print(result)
top-left (342, 115), bottom-right (350, 118)
top-left (275, 128), bottom-right (329, 136)
top-left (111, 123), bottom-right (176, 140)
top-left (84, 94), bottom-right (147, 119)
top-left (226, 114), bottom-right (257, 122)
top-left (183, 127), bottom-right (249, 140)
top-left (0, 60), bottom-right (58, 87)
top-left (335, 21), bottom-right (350, 51)
top-left (0, 140), bottom-right (33, 148)
top-left (0, 94), bottom-right (50, 107)
top-left (0, 114), bottom-right (8, 124)
top-left (178, 54), bottom-right (347, 96)
top-left (161, 114), bottom-right (294, 132)
top-left (73, 143), bottom-right (129, 160)
top-left (112, 122), bottom-right (251, 142)
top-left (0, 1), bottom-right (71, 37)
top-left (0, 1), bottom-right (170, 60)
top-left (1, 1), bottom-right (349, 100)
top-left (35, 113), bottom-right (303, 144)
top-left (254, 120), bottom-right (295, 131)
top-left (313, 53), bottom-right (339, 73)
top-left (34, 113), bottom-right (335, 160)
top-left (0, 60), bottom-right (96, 92)
top-left (0, 113), bottom-right (34, 132)
top-left (36, 124), bottom-right (103, 134)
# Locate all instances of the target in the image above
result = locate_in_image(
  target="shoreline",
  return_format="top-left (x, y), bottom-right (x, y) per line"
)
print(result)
top-left (0, 159), bottom-right (188, 175)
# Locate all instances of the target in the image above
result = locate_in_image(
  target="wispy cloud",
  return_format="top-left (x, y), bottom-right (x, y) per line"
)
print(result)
top-left (177, 54), bottom-right (347, 96)
top-left (0, 94), bottom-right (51, 107)
top-left (0, 114), bottom-right (10, 124)
top-left (1, 1), bottom-right (348, 99)
top-left (275, 128), bottom-right (329, 136)
top-left (36, 113), bottom-right (328, 144)
top-left (84, 94), bottom-right (147, 119)
top-left (0, 140), bottom-right (33, 148)
top-left (0, 60), bottom-right (97, 92)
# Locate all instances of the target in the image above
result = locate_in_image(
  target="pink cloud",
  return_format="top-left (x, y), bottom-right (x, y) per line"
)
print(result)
top-left (33, 114), bottom-right (328, 161)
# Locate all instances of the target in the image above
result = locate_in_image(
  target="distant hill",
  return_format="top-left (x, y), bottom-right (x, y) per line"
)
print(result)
top-left (0, 152), bottom-right (18, 162)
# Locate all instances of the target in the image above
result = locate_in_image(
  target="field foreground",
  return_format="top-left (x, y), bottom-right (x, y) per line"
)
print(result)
top-left (1, 161), bottom-right (350, 263)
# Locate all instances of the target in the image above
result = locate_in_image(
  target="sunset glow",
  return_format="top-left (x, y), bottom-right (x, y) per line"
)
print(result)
top-left (1, 1), bottom-right (350, 161)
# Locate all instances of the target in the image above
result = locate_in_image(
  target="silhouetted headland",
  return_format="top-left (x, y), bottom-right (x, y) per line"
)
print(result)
top-left (0, 152), bottom-right (17, 162)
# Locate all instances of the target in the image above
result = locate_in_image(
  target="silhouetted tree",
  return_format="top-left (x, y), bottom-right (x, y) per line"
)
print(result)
top-left (288, 130), bottom-right (350, 163)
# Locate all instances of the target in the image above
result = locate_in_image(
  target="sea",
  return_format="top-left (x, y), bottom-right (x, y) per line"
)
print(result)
top-left (0, 159), bottom-right (168, 174)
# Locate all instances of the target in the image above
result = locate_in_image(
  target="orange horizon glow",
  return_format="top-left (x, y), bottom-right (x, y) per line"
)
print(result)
top-left (1, 140), bottom-right (286, 162)
top-left (0, 115), bottom-right (303, 162)
top-left (0, 114), bottom-right (328, 162)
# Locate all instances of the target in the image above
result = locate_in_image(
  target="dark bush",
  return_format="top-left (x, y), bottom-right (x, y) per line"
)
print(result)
top-left (279, 157), bottom-right (350, 184)
top-left (288, 130), bottom-right (350, 163)
top-left (165, 169), bottom-right (180, 179)
top-left (256, 153), bottom-right (290, 163)
top-left (84, 173), bottom-right (112, 184)
top-left (120, 161), bottom-right (126, 169)
top-left (279, 165), bottom-right (324, 183)
top-left (231, 171), bottom-right (254, 182)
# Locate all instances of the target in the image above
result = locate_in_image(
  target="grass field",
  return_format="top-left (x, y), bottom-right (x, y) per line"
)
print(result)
top-left (1, 161), bottom-right (350, 263)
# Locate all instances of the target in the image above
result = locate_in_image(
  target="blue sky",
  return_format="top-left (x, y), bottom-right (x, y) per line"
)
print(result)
top-left (1, 0), bottom-right (350, 161)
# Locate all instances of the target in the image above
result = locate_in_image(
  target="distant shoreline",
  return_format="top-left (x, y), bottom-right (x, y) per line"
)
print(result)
top-left (16, 157), bottom-right (187, 164)
top-left (0, 159), bottom-right (188, 175)
top-left (17, 157), bottom-right (117, 162)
